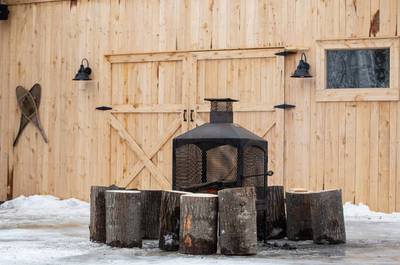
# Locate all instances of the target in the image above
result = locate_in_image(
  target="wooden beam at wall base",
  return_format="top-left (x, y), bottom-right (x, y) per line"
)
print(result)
top-left (3, 0), bottom-right (69, 6)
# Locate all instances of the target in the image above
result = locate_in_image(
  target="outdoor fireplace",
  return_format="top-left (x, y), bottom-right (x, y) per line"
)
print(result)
top-left (172, 98), bottom-right (272, 241)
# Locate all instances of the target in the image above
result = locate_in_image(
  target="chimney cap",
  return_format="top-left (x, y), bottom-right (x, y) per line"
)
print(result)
top-left (204, 98), bottom-right (238, 102)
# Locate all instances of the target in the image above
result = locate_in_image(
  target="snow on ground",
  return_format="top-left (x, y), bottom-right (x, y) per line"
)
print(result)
top-left (343, 202), bottom-right (400, 222)
top-left (0, 195), bottom-right (89, 229)
top-left (0, 195), bottom-right (400, 265)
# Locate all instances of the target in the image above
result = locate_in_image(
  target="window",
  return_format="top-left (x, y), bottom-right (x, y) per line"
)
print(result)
top-left (316, 38), bottom-right (399, 102)
top-left (327, 49), bottom-right (390, 89)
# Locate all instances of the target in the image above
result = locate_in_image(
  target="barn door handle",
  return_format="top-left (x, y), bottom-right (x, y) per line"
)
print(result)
top-left (183, 109), bottom-right (187, 121)
top-left (190, 110), bottom-right (194, 122)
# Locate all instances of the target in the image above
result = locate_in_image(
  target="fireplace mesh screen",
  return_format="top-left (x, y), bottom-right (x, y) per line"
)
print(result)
top-left (174, 144), bottom-right (202, 188)
top-left (210, 101), bottom-right (233, 112)
top-left (206, 145), bottom-right (237, 183)
top-left (243, 146), bottom-right (265, 187)
top-left (174, 143), bottom-right (266, 190)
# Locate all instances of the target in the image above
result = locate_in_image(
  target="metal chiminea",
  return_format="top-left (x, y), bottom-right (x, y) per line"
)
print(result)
top-left (172, 98), bottom-right (272, 241)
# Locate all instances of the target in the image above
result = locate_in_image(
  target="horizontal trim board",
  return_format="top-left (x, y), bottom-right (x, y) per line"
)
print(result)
top-left (194, 49), bottom-right (279, 60)
top-left (106, 47), bottom-right (286, 63)
top-left (316, 36), bottom-right (400, 42)
top-left (107, 53), bottom-right (187, 64)
top-left (316, 89), bottom-right (399, 102)
top-left (3, 0), bottom-right (68, 5)
top-left (105, 47), bottom-right (285, 58)
top-left (110, 104), bottom-right (184, 114)
top-left (196, 104), bottom-right (275, 113)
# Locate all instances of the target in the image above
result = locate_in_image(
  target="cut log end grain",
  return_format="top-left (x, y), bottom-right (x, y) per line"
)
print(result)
top-left (179, 193), bottom-right (218, 255)
top-left (218, 187), bottom-right (257, 255)
top-left (105, 190), bottom-right (142, 248)
top-left (159, 190), bottom-right (191, 251)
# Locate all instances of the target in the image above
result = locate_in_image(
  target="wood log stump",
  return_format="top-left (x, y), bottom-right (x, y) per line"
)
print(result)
top-left (218, 187), bottom-right (257, 255)
top-left (265, 186), bottom-right (286, 239)
top-left (105, 190), bottom-right (142, 248)
top-left (310, 189), bottom-right (346, 244)
top-left (286, 190), bottom-right (313, 241)
top-left (141, 190), bottom-right (162, 239)
top-left (255, 186), bottom-right (286, 240)
top-left (179, 194), bottom-right (218, 255)
top-left (255, 187), bottom-right (266, 241)
top-left (159, 190), bottom-right (189, 251)
top-left (90, 185), bottom-right (123, 243)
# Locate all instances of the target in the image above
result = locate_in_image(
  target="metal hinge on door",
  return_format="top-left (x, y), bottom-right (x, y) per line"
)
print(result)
top-left (274, 103), bottom-right (296, 110)
top-left (274, 51), bottom-right (297, 56)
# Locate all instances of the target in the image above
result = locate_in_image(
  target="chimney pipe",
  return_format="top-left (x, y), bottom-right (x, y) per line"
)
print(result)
top-left (205, 98), bottom-right (238, 123)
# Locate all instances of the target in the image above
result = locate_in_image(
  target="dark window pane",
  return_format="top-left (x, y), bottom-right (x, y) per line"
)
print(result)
top-left (327, 48), bottom-right (390, 88)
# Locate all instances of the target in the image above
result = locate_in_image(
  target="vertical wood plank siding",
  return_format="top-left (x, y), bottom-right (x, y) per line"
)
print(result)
top-left (0, 0), bottom-right (399, 213)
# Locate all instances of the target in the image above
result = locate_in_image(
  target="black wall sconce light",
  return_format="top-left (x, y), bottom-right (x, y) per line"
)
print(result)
top-left (0, 4), bottom-right (9, 20)
top-left (73, 58), bottom-right (92, 81)
top-left (291, 53), bottom-right (312, 78)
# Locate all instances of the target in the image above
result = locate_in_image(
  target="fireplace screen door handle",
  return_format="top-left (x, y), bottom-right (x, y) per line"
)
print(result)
top-left (190, 110), bottom-right (194, 122)
top-left (183, 110), bottom-right (187, 122)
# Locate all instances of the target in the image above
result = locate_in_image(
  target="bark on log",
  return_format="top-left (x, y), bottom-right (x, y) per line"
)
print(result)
top-left (141, 190), bottom-right (162, 239)
top-left (90, 185), bottom-right (123, 243)
top-left (265, 186), bottom-right (286, 239)
top-left (218, 187), bottom-right (257, 255)
top-left (286, 190), bottom-right (313, 241)
top-left (255, 187), bottom-right (266, 241)
top-left (255, 186), bottom-right (286, 240)
top-left (159, 191), bottom-right (189, 251)
top-left (105, 190), bottom-right (142, 248)
top-left (179, 194), bottom-right (218, 255)
top-left (310, 189), bottom-right (346, 244)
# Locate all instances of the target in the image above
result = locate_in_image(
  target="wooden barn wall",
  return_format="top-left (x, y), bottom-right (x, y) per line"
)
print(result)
top-left (0, 0), bottom-right (399, 213)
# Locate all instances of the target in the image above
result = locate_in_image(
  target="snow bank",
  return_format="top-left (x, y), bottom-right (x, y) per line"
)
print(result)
top-left (0, 195), bottom-right (87, 212)
top-left (344, 202), bottom-right (400, 222)
top-left (0, 195), bottom-right (89, 228)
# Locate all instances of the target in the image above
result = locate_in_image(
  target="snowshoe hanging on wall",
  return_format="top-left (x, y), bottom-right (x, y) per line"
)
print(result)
top-left (13, 84), bottom-right (48, 147)
top-left (0, 5), bottom-right (9, 20)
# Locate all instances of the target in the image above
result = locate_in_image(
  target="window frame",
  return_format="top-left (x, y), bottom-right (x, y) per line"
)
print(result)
top-left (316, 37), bottom-right (399, 102)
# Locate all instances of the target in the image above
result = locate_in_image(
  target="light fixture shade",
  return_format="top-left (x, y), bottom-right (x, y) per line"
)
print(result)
top-left (0, 4), bottom-right (9, 20)
top-left (73, 58), bottom-right (92, 81)
top-left (291, 53), bottom-right (312, 78)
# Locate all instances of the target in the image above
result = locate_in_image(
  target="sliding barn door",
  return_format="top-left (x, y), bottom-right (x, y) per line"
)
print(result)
top-left (190, 49), bottom-right (285, 185)
top-left (106, 49), bottom-right (285, 189)
top-left (107, 54), bottom-right (189, 190)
